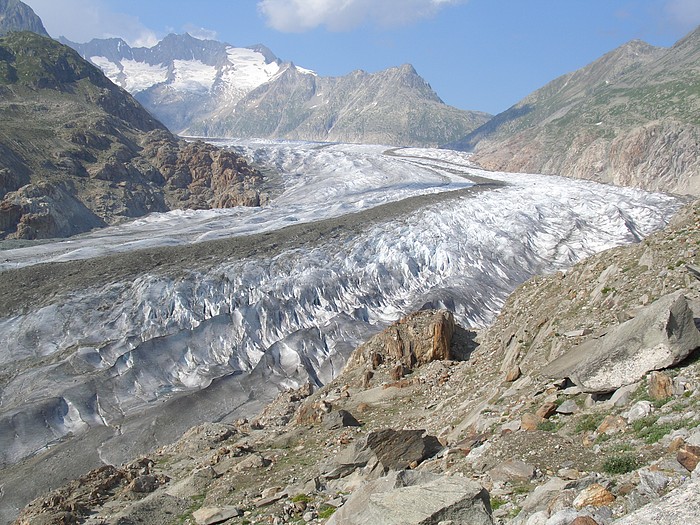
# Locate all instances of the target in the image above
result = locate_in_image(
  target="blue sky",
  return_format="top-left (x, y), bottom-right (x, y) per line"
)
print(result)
top-left (25, 0), bottom-right (700, 115)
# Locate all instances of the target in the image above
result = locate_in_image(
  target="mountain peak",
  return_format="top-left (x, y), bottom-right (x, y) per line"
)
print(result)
top-left (0, 0), bottom-right (49, 37)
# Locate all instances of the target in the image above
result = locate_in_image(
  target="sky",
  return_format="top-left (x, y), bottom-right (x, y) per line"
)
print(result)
top-left (24, 0), bottom-right (700, 115)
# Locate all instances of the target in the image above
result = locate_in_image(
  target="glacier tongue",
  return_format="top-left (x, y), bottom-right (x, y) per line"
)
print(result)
top-left (0, 143), bottom-right (680, 475)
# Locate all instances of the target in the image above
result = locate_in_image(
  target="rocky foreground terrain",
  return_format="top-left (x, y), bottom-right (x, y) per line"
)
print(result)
top-left (0, 32), bottom-right (265, 240)
top-left (13, 194), bottom-right (700, 525)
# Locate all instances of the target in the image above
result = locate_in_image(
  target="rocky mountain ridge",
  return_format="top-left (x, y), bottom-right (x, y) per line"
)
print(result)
top-left (66, 33), bottom-right (491, 147)
top-left (0, 31), bottom-right (265, 240)
top-left (0, 0), bottom-right (47, 37)
top-left (452, 25), bottom-right (700, 197)
top-left (12, 197), bottom-right (700, 524)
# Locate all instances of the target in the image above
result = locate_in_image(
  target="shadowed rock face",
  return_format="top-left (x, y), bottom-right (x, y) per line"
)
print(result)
top-left (0, 32), bottom-right (264, 240)
top-left (0, 0), bottom-right (48, 37)
top-left (545, 291), bottom-right (700, 393)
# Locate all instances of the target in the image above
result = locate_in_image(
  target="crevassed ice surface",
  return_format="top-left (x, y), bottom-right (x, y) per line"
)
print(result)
top-left (0, 142), bottom-right (681, 470)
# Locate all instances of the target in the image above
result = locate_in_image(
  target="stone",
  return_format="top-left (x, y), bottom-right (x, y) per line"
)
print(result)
top-left (520, 477), bottom-right (568, 514)
top-left (677, 445), bottom-right (700, 472)
top-left (535, 402), bottom-right (558, 419)
top-left (571, 517), bottom-right (599, 525)
top-left (648, 371), bottom-right (674, 400)
top-left (505, 365), bottom-right (522, 382)
top-left (501, 420), bottom-right (521, 434)
top-left (346, 310), bottom-right (455, 373)
top-left (324, 410), bottom-right (361, 430)
top-left (572, 484), bottom-right (615, 509)
top-left (555, 399), bottom-right (579, 415)
top-left (325, 470), bottom-right (493, 525)
top-left (611, 476), bottom-right (700, 524)
top-left (545, 292), bottom-right (700, 393)
top-left (521, 413), bottom-right (544, 431)
top-left (636, 469), bottom-right (669, 497)
top-left (625, 401), bottom-right (653, 423)
top-left (544, 509), bottom-right (578, 525)
top-left (596, 415), bottom-right (627, 435)
top-left (488, 459), bottom-right (535, 482)
top-left (322, 429), bottom-right (443, 479)
top-left (609, 383), bottom-right (639, 407)
top-left (192, 506), bottom-right (244, 525)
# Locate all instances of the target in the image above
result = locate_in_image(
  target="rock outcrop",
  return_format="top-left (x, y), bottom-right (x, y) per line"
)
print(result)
top-left (0, 0), bottom-right (48, 37)
top-left (0, 32), bottom-right (264, 240)
top-left (545, 291), bottom-right (700, 392)
top-left (326, 470), bottom-right (493, 525)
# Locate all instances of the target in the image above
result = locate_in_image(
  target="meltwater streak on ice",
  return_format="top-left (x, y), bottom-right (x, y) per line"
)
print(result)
top-left (0, 143), bottom-right (680, 471)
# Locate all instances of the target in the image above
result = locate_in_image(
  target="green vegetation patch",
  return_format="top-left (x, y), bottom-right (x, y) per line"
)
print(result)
top-left (602, 454), bottom-right (640, 474)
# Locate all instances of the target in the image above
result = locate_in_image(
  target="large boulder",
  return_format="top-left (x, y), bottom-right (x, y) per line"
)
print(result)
top-left (326, 470), bottom-right (493, 525)
top-left (321, 429), bottom-right (443, 480)
top-left (345, 309), bottom-right (455, 372)
top-left (611, 475), bottom-right (700, 524)
top-left (545, 292), bottom-right (700, 393)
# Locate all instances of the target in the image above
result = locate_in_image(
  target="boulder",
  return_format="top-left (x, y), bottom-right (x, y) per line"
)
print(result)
top-left (545, 292), bottom-right (700, 393)
top-left (192, 506), bottom-right (243, 525)
top-left (625, 401), bottom-right (653, 423)
top-left (321, 429), bottom-right (443, 479)
top-left (573, 484), bottom-right (615, 509)
top-left (648, 371), bottom-right (674, 400)
top-left (488, 459), bottom-right (536, 483)
top-left (324, 410), bottom-right (361, 430)
top-left (326, 470), bottom-right (493, 525)
top-left (677, 445), bottom-right (700, 472)
top-left (345, 310), bottom-right (455, 372)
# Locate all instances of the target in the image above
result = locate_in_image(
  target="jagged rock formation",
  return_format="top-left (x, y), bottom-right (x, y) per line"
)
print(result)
top-left (66, 33), bottom-right (491, 147)
top-left (451, 26), bottom-right (700, 196)
top-left (0, 32), bottom-right (264, 239)
top-left (0, 0), bottom-right (48, 37)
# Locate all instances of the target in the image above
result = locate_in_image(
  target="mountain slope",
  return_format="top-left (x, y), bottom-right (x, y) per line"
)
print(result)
top-left (0, 32), bottom-right (264, 240)
top-left (452, 26), bottom-right (700, 196)
top-left (0, 0), bottom-right (48, 37)
top-left (67, 33), bottom-right (490, 147)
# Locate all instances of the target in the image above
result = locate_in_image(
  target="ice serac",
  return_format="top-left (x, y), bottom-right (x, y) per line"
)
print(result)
top-left (0, 143), bottom-right (680, 523)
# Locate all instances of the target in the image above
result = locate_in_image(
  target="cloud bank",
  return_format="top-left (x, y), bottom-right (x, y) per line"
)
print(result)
top-left (25, 0), bottom-right (158, 46)
top-left (257, 0), bottom-right (465, 32)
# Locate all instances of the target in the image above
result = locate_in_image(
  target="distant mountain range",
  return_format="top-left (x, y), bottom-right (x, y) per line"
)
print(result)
top-left (452, 25), bottom-right (700, 197)
top-left (64, 33), bottom-right (491, 147)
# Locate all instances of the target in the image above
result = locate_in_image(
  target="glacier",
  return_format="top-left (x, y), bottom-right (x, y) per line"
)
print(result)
top-left (0, 142), bottom-right (681, 523)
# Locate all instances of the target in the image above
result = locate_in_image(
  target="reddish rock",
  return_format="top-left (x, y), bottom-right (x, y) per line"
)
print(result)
top-left (573, 483), bottom-right (615, 509)
top-left (535, 402), bottom-right (558, 419)
top-left (521, 413), bottom-right (544, 431)
top-left (648, 371), bottom-right (674, 400)
top-left (505, 365), bottom-right (522, 382)
top-left (677, 445), bottom-right (700, 472)
top-left (596, 415), bottom-right (627, 435)
top-left (571, 517), bottom-right (599, 525)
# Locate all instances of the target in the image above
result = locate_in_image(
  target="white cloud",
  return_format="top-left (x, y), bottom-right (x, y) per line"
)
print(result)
top-left (183, 24), bottom-right (219, 41)
top-left (258, 0), bottom-right (465, 32)
top-left (24, 0), bottom-right (158, 46)
top-left (665, 0), bottom-right (700, 32)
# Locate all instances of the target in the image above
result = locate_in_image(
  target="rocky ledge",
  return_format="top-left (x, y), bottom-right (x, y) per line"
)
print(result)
top-left (12, 201), bottom-right (700, 525)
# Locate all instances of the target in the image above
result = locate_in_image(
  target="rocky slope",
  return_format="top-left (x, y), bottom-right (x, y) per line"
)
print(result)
top-left (0, 0), bottom-right (47, 37)
top-left (13, 198), bottom-right (700, 524)
top-left (451, 26), bottom-right (700, 197)
top-left (66, 33), bottom-right (490, 147)
top-left (0, 32), bottom-right (265, 240)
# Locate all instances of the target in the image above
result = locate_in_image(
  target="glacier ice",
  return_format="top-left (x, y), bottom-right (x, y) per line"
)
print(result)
top-left (0, 142), bottom-right (681, 474)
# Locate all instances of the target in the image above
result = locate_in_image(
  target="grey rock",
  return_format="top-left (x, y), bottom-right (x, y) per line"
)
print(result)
top-left (545, 509), bottom-right (578, 525)
top-left (611, 476), bottom-right (700, 524)
top-left (321, 429), bottom-right (443, 480)
top-left (545, 292), bottom-right (700, 393)
top-left (520, 477), bottom-right (568, 514)
top-left (192, 506), bottom-right (243, 525)
top-left (609, 383), bottom-right (640, 407)
top-left (488, 459), bottom-right (536, 483)
top-left (326, 470), bottom-right (493, 525)
top-left (556, 400), bottom-right (579, 415)
top-left (625, 401), bottom-right (653, 423)
top-left (323, 409), bottom-right (361, 430)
